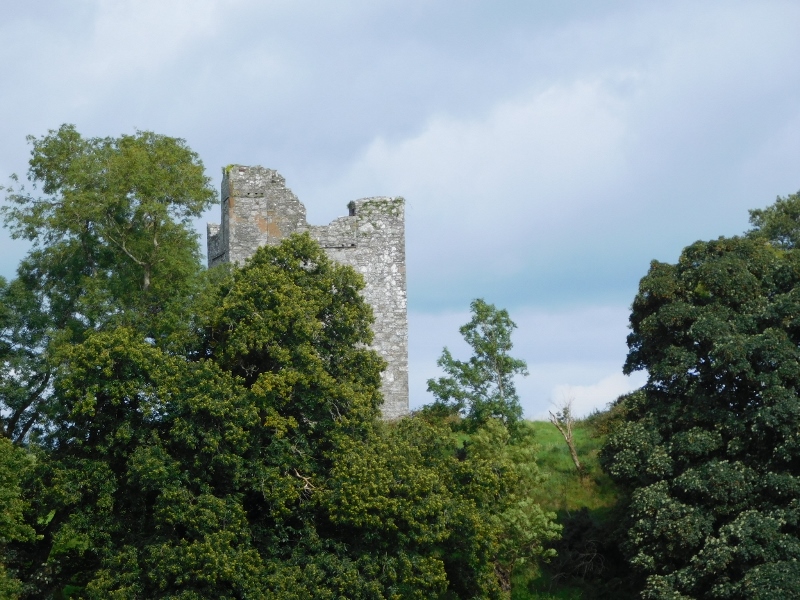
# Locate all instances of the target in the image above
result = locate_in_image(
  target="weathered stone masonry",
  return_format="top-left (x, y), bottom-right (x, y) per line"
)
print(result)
top-left (207, 165), bottom-right (409, 419)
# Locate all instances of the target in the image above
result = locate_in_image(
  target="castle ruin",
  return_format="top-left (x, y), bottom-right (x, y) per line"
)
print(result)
top-left (207, 166), bottom-right (409, 419)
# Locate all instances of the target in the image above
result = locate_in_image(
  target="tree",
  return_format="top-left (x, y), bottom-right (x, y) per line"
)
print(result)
top-left (1, 123), bottom-right (215, 345)
top-left (602, 230), bottom-right (800, 598)
top-left (12, 234), bottom-right (386, 597)
top-left (747, 189), bottom-right (800, 248)
top-left (549, 396), bottom-right (584, 479)
top-left (424, 299), bottom-right (559, 594)
top-left (1, 125), bottom-right (216, 443)
top-left (0, 437), bottom-right (36, 599)
top-left (427, 299), bottom-right (528, 429)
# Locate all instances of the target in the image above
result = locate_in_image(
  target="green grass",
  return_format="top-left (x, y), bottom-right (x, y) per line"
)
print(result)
top-left (527, 420), bottom-right (619, 516)
top-left (510, 419), bottom-right (624, 600)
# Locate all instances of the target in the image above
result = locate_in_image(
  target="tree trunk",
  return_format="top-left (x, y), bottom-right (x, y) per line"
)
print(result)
top-left (549, 408), bottom-right (584, 479)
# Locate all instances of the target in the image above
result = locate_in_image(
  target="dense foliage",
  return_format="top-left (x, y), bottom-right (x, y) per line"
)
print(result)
top-left (601, 196), bottom-right (800, 598)
top-left (0, 437), bottom-right (35, 597)
top-left (0, 124), bottom-right (216, 444)
top-left (1, 126), bottom-right (558, 598)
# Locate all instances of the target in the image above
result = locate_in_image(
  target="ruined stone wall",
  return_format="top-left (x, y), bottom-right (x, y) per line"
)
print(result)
top-left (207, 165), bottom-right (408, 419)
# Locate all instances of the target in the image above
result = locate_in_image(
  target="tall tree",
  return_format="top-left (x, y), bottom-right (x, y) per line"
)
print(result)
top-left (13, 234), bottom-right (386, 597)
top-left (427, 299), bottom-right (528, 429)
top-left (602, 232), bottom-right (800, 598)
top-left (1, 125), bottom-right (216, 443)
top-left (2, 124), bottom-right (215, 335)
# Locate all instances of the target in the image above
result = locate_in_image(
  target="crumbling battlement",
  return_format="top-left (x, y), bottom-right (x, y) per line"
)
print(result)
top-left (207, 165), bottom-right (409, 420)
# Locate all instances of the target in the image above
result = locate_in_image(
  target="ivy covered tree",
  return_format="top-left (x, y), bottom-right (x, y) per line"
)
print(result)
top-left (602, 194), bottom-right (800, 598)
top-left (427, 299), bottom-right (528, 430)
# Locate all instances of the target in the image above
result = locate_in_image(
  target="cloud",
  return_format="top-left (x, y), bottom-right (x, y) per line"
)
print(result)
top-left (547, 373), bottom-right (644, 420)
top-left (310, 78), bottom-right (634, 308)
top-left (82, 0), bottom-right (225, 81)
top-left (294, 1), bottom-right (800, 312)
top-left (343, 81), bottom-right (627, 200)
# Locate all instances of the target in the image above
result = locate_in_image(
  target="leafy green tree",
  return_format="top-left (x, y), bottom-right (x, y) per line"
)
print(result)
top-left (748, 189), bottom-right (800, 248)
top-left (0, 277), bottom-right (50, 442)
top-left (1, 125), bottom-right (216, 443)
top-left (602, 231), bottom-right (800, 598)
top-left (0, 437), bottom-right (36, 599)
top-left (427, 299), bottom-right (528, 429)
top-left (422, 300), bottom-right (560, 594)
top-left (326, 416), bottom-right (559, 598)
top-left (13, 235), bottom-right (385, 597)
top-left (2, 124), bottom-right (215, 318)
top-left (43, 327), bottom-right (269, 598)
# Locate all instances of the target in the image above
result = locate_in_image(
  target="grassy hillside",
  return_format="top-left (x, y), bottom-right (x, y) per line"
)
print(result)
top-left (527, 420), bottom-right (619, 514)
top-left (511, 418), bottom-right (632, 600)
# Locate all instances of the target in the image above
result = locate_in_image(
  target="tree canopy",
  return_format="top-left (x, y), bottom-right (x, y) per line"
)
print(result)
top-left (5, 235), bottom-right (557, 599)
top-left (602, 218), bottom-right (800, 597)
top-left (1, 125), bottom-right (216, 445)
top-left (21, 234), bottom-right (389, 597)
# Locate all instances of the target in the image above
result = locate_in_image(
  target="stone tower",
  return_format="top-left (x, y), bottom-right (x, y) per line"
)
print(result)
top-left (207, 166), bottom-right (408, 419)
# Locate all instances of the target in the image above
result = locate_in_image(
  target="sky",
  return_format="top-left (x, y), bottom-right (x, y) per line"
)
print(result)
top-left (1, 0), bottom-right (799, 418)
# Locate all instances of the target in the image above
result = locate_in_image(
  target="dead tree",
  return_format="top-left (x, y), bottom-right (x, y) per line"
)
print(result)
top-left (549, 397), bottom-right (585, 480)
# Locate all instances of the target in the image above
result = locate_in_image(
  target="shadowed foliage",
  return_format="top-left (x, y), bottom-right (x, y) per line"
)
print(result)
top-left (602, 225), bottom-right (800, 597)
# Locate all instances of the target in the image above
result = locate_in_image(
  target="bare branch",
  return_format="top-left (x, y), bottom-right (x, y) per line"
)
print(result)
top-left (293, 468), bottom-right (316, 492)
